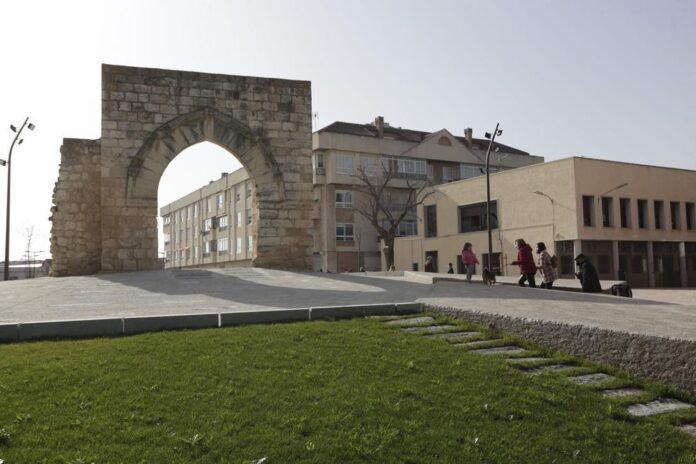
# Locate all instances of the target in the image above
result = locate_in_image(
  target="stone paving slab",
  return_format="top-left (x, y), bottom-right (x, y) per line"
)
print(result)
top-left (568, 373), bottom-right (616, 385)
top-left (384, 316), bottom-right (434, 327)
top-left (506, 357), bottom-right (550, 364)
top-left (456, 338), bottom-right (501, 348)
top-left (523, 364), bottom-right (577, 375)
top-left (677, 423), bottom-right (696, 438)
top-left (600, 388), bottom-right (645, 398)
top-left (403, 325), bottom-right (456, 334)
top-left (470, 345), bottom-right (528, 356)
top-left (626, 399), bottom-right (695, 417)
top-left (426, 331), bottom-right (481, 342)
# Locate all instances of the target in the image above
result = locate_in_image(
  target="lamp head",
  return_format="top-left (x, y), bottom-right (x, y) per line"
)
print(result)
top-left (497, 129), bottom-right (503, 136)
top-left (485, 132), bottom-right (491, 139)
top-left (27, 123), bottom-right (35, 131)
top-left (10, 125), bottom-right (17, 133)
top-left (0, 159), bottom-right (6, 166)
top-left (18, 139), bottom-right (24, 145)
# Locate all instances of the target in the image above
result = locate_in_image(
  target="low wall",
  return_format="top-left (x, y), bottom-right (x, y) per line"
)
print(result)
top-left (426, 303), bottom-right (696, 395)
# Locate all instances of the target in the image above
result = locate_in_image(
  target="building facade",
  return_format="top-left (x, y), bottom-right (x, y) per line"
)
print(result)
top-left (311, 117), bottom-right (543, 272)
top-left (392, 157), bottom-right (696, 288)
top-left (160, 168), bottom-right (254, 268)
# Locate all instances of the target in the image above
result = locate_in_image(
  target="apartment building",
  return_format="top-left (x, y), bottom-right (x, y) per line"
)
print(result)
top-left (392, 157), bottom-right (696, 288)
top-left (311, 117), bottom-right (543, 272)
top-left (160, 168), bottom-right (254, 268)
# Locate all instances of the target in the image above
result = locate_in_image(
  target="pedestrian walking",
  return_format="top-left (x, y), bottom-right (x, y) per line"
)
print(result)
top-left (535, 242), bottom-right (556, 289)
top-left (460, 242), bottom-right (479, 282)
top-left (511, 239), bottom-right (536, 288)
top-left (574, 254), bottom-right (602, 293)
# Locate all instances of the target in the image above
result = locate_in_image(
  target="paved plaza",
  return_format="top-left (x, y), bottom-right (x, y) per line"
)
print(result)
top-left (1, 268), bottom-right (695, 341)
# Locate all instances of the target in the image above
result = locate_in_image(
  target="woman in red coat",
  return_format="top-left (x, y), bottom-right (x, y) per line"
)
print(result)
top-left (511, 238), bottom-right (537, 288)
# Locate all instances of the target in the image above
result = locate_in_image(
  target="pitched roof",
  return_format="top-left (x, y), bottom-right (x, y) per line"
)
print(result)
top-left (317, 121), bottom-right (529, 156)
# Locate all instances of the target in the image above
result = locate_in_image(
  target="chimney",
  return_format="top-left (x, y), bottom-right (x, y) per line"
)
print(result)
top-left (464, 128), bottom-right (473, 146)
top-left (375, 116), bottom-right (384, 138)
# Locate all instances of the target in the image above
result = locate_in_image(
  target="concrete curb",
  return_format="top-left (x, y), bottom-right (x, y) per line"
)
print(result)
top-left (0, 302), bottom-right (423, 344)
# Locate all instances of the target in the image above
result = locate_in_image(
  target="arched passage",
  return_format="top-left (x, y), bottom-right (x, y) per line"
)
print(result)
top-left (50, 64), bottom-right (313, 276)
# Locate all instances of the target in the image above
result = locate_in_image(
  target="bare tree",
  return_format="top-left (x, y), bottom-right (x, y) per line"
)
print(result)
top-left (352, 162), bottom-right (434, 270)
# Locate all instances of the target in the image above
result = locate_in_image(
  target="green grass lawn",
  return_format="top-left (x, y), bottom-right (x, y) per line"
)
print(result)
top-left (0, 315), bottom-right (694, 463)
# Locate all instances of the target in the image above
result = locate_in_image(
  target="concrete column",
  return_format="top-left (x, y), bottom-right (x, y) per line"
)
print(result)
top-left (679, 241), bottom-right (688, 288)
top-left (573, 240), bottom-right (582, 279)
top-left (647, 241), bottom-right (655, 288)
top-left (612, 240), bottom-right (620, 280)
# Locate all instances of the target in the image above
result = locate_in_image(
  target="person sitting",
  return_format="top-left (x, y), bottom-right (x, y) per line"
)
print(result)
top-left (574, 254), bottom-right (602, 293)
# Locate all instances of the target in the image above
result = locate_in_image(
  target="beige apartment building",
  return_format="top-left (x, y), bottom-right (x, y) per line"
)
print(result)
top-left (392, 157), bottom-right (696, 288)
top-left (160, 116), bottom-right (543, 271)
top-left (161, 168), bottom-right (255, 268)
top-left (311, 117), bottom-right (543, 272)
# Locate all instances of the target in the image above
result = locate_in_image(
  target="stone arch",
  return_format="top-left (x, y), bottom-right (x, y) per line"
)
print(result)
top-left (50, 64), bottom-right (313, 276)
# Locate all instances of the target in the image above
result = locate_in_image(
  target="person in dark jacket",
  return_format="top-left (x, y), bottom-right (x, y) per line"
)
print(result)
top-left (511, 239), bottom-right (536, 288)
top-left (574, 254), bottom-right (602, 293)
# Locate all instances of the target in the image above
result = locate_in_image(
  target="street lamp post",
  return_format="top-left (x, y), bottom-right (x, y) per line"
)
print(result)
top-left (484, 124), bottom-right (502, 273)
top-left (3, 117), bottom-right (35, 281)
top-left (534, 190), bottom-right (555, 249)
top-left (596, 183), bottom-right (629, 227)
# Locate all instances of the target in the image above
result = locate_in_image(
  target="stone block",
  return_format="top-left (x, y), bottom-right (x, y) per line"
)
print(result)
top-left (600, 388), bottom-right (644, 398)
top-left (384, 316), bottom-right (434, 327)
top-left (123, 313), bottom-right (219, 335)
top-left (310, 303), bottom-right (395, 321)
top-left (0, 323), bottom-right (19, 343)
top-left (18, 318), bottom-right (123, 341)
top-left (627, 399), bottom-right (694, 417)
top-left (568, 373), bottom-right (615, 385)
top-left (220, 308), bottom-right (309, 326)
top-left (402, 324), bottom-right (456, 334)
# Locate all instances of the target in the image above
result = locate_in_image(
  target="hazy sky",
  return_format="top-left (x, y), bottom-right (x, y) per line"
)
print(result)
top-left (0, 0), bottom-right (694, 260)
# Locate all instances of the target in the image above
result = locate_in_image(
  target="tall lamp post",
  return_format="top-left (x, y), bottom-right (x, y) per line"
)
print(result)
top-left (3, 118), bottom-right (36, 281)
top-left (597, 183), bottom-right (628, 227)
top-left (484, 124), bottom-right (502, 273)
top-left (534, 190), bottom-right (555, 248)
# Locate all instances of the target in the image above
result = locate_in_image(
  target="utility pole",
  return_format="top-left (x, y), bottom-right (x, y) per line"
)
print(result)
top-left (484, 124), bottom-right (502, 272)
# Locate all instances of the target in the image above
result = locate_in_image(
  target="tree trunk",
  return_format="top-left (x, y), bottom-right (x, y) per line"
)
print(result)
top-left (384, 235), bottom-right (395, 270)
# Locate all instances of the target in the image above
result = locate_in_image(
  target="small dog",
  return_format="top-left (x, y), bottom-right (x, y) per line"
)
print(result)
top-left (482, 268), bottom-right (496, 286)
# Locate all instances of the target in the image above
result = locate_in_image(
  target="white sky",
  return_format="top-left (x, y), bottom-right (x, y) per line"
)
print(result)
top-left (0, 0), bottom-right (694, 260)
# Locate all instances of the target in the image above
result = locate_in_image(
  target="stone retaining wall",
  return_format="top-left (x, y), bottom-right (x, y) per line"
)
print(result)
top-left (427, 303), bottom-right (696, 395)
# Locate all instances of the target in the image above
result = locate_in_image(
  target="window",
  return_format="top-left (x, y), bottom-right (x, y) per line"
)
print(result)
top-left (203, 218), bottom-right (212, 232)
top-left (194, 203), bottom-right (198, 218)
top-left (459, 164), bottom-right (480, 180)
top-left (246, 182), bottom-right (252, 197)
top-left (336, 223), bottom-right (354, 241)
top-left (236, 237), bottom-right (242, 254)
top-left (218, 238), bottom-right (229, 253)
top-left (638, 199), bottom-right (648, 229)
top-left (235, 187), bottom-right (241, 202)
top-left (247, 211), bottom-right (253, 225)
top-left (670, 201), bottom-right (681, 230)
top-left (335, 190), bottom-right (353, 207)
top-left (248, 236), bottom-right (253, 251)
top-left (237, 212), bottom-right (242, 226)
top-left (203, 240), bottom-right (211, 255)
top-left (336, 154), bottom-right (354, 175)
top-left (313, 152), bottom-right (325, 172)
top-left (359, 156), bottom-right (379, 176)
top-left (207, 197), bottom-right (213, 213)
top-left (654, 200), bottom-right (664, 229)
top-left (217, 193), bottom-right (225, 209)
top-left (425, 205), bottom-right (437, 237)
top-left (687, 202), bottom-right (696, 230)
top-left (442, 166), bottom-right (454, 183)
top-left (186, 207), bottom-right (191, 221)
top-left (381, 220), bottom-right (417, 236)
top-left (193, 246), bottom-right (197, 259)
top-left (459, 201), bottom-right (498, 233)
top-left (582, 195), bottom-right (595, 227)
top-left (601, 197), bottom-right (613, 227)
top-left (437, 136), bottom-right (452, 146)
top-left (163, 233), bottom-right (170, 244)
top-left (163, 215), bottom-right (170, 225)
top-left (218, 215), bottom-right (228, 229)
top-left (396, 158), bottom-right (426, 177)
top-left (427, 164), bottom-right (433, 180)
top-left (620, 198), bottom-right (631, 228)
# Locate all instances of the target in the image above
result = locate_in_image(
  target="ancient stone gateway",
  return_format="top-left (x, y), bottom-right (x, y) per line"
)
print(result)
top-left (50, 64), bottom-right (313, 276)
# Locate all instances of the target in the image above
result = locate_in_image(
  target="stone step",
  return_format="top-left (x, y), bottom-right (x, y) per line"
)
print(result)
top-left (384, 316), bottom-right (434, 327)
top-left (677, 423), bottom-right (696, 438)
top-left (426, 331), bottom-right (482, 342)
top-left (600, 388), bottom-right (645, 399)
top-left (506, 357), bottom-right (550, 364)
top-left (457, 339), bottom-right (502, 349)
top-left (403, 324), bottom-right (457, 334)
top-left (568, 373), bottom-right (616, 385)
top-left (626, 399), bottom-right (695, 418)
top-left (523, 364), bottom-right (576, 375)
top-left (366, 315), bottom-right (402, 320)
top-left (470, 345), bottom-right (528, 356)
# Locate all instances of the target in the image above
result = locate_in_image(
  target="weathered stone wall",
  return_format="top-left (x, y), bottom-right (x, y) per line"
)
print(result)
top-left (50, 64), bottom-right (314, 275)
top-left (427, 304), bottom-right (696, 395)
top-left (50, 139), bottom-right (102, 276)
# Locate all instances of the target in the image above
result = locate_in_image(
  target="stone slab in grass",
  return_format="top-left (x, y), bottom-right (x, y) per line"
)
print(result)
top-left (470, 345), bottom-right (528, 356)
top-left (524, 364), bottom-right (577, 375)
top-left (458, 338), bottom-right (501, 348)
top-left (403, 325), bottom-right (457, 334)
top-left (677, 423), bottom-right (696, 438)
top-left (568, 373), bottom-right (615, 385)
top-left (506, 357), bottom-right (550, 364)
top-left (427, 331), bottom-right (482, 342)
top-left (626, 399), bottom-right (695, 417)
top-left (601, 388), bottom-right (645, 398)
top-left (384, 316), bottom-right (434, 327)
